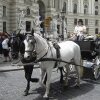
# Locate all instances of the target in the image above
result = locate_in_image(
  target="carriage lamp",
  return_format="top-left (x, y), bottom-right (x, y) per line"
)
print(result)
top-left (61, 11), bottom-right (65, 41)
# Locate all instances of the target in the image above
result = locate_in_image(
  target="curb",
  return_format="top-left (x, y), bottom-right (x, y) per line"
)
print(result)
top-left (0, 66), bottom-right (24, 72)
top-left (0, 65), bottom-right (40, 72)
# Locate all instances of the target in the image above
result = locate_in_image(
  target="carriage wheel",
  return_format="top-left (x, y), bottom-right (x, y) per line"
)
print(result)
top-left (93, 56), bottom-right (100, 80)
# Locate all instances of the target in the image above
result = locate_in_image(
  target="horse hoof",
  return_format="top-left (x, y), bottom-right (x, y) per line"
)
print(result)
top-left (31, 78), bottom-right (39, 82)
top-left (24, 89), bottom-right (27, 92)
top-left (75, 85), bottom-right (80, 89)
top-left (60, 79), bottom-right (64, 84)
top-left (23, 92), bottom-right (28, 96)
top-left (43, 94), bottom-right (49, 100)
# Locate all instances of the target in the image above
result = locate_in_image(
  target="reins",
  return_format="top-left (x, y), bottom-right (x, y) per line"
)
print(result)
top-left (12, 57), bottom-right (84, 68)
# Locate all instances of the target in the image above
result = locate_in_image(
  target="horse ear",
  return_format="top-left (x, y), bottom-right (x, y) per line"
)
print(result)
top-left (31, 28), bottom-right (34, 36)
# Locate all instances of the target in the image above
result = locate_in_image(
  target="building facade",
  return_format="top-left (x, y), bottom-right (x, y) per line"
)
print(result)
top-left (0, 0), bottom-right (100, 37)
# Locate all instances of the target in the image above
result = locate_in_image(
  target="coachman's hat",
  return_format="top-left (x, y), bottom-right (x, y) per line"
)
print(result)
top-left (78, 19), bottom-right (83, 23)
top-left (78, 19), bottom-right (83, 25)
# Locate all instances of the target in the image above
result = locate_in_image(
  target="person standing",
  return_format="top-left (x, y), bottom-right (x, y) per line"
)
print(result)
top-left (74, 19), bottom-right (87, 41)
top-left (2, 35), bottom-right (11, 62)
top-left (0, 36), bottom-right (3, 57)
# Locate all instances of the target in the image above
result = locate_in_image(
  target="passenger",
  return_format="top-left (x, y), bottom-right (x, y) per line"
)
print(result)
top-left (74, 19), bottom-right (87, 41)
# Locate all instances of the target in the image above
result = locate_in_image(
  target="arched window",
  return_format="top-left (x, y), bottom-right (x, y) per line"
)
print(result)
top-left (84, 5), bottom-right (88, 14)
top-left (95, 6), bottom-right (99, 15)
top-left (62, 2), bottom-right (66, 13)
top-left (26, 8), bottom-right (30, 15)
top-left (73, 4), bottom-right (77, 14)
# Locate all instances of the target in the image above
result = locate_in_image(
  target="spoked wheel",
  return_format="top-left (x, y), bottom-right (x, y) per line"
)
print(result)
top-left (93, 56), bottom-right (100, 80)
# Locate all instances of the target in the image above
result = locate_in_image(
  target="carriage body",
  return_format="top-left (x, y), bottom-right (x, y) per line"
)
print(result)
top-left (76, 40), bottom-right (97, 60)
top-left (76, 40), bottom-right (100, 80)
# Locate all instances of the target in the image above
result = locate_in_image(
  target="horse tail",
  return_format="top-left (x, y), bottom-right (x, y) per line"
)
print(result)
top-left (74, 44), bottom-right (84, 78)
top-left (74, 44), bottom-right (81, 65)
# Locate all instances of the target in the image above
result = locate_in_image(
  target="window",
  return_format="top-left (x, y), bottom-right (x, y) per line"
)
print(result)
top-left (84, 5), bottom-right (88, 14)
top-left (62, 2), bottom-right (66, 13)
top-left (74, 18), bottom-right (77, 25)
top-left (73, 4), bottom-right (77, 14)
top-left (86, 28), bottom-right (89, 34)
top-left (57, 25), bottom-right (60, 34)
top-left (85, 19), bottom-right (88, 25)
top-left (65, 18), bottom-right (67, 25)
top-left (3, 6), bottom-right (6, 17)
top-left (26, 21), bottom-right (31, 31)
top-left (95, 0), bottom-right (98, 2)
top-left (26, 8), bottom-right (30, 15)
top-left (95, 28), bottom-right (99, 34)
top-left (95, 6), bottom-right (99, 15)
top-left (3, 22), bottom-right (6, 32)
top-left (95, 20), bottom-right (99, 26)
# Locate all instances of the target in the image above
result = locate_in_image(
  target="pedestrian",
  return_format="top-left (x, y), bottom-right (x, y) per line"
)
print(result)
top-left (2, 35), bottom-right (11, 62)
top-left (74, 19), bottom-right (87, 41)
top-left (0, 35), bottom-right (3, 57)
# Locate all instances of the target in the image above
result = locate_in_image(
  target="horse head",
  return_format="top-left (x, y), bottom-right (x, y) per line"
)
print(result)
top-left (23, 31), bottom-right (48, 62)
top-left (22, 29), bottom-right (37, 62)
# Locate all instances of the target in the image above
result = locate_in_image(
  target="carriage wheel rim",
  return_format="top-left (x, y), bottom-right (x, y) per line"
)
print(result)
top-left (93, 66), bottom-right (100, 79)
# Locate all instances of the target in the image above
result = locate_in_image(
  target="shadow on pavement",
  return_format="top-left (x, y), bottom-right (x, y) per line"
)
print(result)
top-left (30, 79), bottom-right (95, 100)
top-left (0, 72), bottom-right (7, 77)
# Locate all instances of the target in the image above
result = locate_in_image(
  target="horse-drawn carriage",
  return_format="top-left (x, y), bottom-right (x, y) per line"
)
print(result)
top-left (75, 37), bottom-right (100, 80)
top-left (10, 30), bottom-right (100, 98)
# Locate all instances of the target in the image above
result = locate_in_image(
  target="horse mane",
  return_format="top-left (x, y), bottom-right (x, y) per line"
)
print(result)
top-left (33, 33), bottom-right (48, 57)
top-left (34, 33), bottom-right (47, 45)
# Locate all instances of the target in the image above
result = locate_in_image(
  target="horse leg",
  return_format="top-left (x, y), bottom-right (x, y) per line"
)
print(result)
top-left (43, 68), bottom-right (52, 98)
top-left (58, 67), bottom-right (64, 84)
top-left (40, 69), bottom-right (46, 86)
top-left (74, 65), bottom-right (80, 87)
top-left (64, 64), bottom-right (70, 87)
top-left (74, 47), bottom-right (81, 87)
top-left (24, 66), bottom-right (33, 96)
top-left (74, 58), bottom-right (81, 87)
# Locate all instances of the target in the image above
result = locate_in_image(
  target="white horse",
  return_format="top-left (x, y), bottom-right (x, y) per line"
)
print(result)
top-left (23, 32), bottom-right (82, 98)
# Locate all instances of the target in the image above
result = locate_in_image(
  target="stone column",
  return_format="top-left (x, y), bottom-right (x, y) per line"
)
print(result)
top-left (59, 0), bottom-right (62, 10)
top-left (89, 0), bottom-right (92, 14)
top-left (91, 0), bottom-right (94, 15)
top-left (80, 0), bottom-right (84, 14)
top-left (48, 0), bottom-right (52, 8)
top-left (70, 0), bottom-right (73, 13)
top-left (68, 0), bottom-right (71, 12)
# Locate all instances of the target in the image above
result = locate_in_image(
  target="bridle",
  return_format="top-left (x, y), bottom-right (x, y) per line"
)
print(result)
top-left (24, 34), bottom-right (49, 62)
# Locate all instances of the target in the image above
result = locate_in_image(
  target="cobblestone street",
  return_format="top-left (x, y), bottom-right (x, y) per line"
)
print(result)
top-left (0, 62), bottom-right (100, 100)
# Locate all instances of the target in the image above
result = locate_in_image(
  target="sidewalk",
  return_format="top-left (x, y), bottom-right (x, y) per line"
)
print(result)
top-left (0, 56), bottom-right (40, 72)
top-left (0, 57), bottom-right (23, 72)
